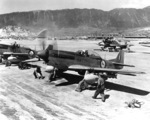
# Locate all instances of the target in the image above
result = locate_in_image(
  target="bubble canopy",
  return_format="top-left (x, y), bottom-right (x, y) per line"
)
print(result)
top-left (76, 49), bottom-right (101, 59)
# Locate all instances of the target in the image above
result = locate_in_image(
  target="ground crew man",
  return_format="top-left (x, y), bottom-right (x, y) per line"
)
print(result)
top-left (75, 70), bottom-right (90, 92)
top-left (92, 73), bottom-right (107, 102)
top-left (49, 67), bottom-right (58, 82)
top-left (33, 66), bottom-right (45, 79)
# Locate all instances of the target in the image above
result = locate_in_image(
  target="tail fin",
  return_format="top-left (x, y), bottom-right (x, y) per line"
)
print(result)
top-left (115, 50), bottom-right (124, 64)
top-left (110, 50), bottom-right (134, 69)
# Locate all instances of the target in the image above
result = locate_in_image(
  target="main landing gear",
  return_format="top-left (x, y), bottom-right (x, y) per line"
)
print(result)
top-left (18, 62), bottom-right (31, 70)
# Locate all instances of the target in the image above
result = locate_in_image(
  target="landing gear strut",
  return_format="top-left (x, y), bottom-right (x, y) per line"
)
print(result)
top-left (18, 62), bottom-right (30, 69)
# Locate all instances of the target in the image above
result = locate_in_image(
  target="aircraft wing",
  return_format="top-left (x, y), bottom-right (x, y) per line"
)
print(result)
top-left (3, 52), bottom-right (29, 56)
top-left (22, 58), bottom-right (39, 63)
top-left (68, 65), bottom-right (145, 76)
top-left (3, 52), bottom-right (36, 59)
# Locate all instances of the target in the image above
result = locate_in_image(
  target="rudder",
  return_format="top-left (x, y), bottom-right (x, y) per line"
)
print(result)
top-left (115, 50), bottom-right (124, 64)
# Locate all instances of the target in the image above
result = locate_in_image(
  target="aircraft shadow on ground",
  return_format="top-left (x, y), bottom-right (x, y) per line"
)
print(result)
top-left (56, 73), bottom-right (149, 96)
top-left (55, 72), bottom-right (83, 86)
top-left (105, 81), bottom-right (149, 96)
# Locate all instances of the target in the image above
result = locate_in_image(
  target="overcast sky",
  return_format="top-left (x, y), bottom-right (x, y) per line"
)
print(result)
top-left (0, 0), bottom-right (150, 14)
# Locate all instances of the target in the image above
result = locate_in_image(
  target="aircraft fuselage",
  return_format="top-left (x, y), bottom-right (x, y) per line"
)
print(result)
top-left (47, 50), bottom-right (118, 74)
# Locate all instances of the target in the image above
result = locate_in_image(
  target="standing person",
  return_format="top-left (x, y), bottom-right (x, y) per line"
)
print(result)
top-left (49, 67), bottom-right (58, 82)
top-left (92, 73), bottom-right (107, 102)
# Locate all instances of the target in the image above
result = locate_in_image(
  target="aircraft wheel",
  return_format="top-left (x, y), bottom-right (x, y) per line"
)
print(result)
top-left (23, 63), bottom-right (27, 69)
top-left (18, 62), bottom-right (24, 69)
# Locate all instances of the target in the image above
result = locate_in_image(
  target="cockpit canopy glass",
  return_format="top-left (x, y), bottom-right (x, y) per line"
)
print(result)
top-left (76, 49), bottom-right (101, 58)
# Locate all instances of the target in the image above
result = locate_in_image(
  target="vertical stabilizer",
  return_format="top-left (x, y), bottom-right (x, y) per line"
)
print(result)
top-left (115, 50), bottom-right (124, 64)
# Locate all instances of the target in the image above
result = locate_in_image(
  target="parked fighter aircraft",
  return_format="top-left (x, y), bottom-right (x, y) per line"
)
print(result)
top-left (97, 37), bottom-right (133, 52)
top-left (0, 29), bottom-right (47, 68)
top-left (0, 42), bottom-right (36, 66)
top-left (36, 39), bottom-right (144, 82)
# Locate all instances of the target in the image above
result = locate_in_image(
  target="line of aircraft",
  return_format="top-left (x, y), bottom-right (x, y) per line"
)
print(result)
top-left (0, 29), bottom-right (145, 91)
top-left (0, 42), bottom-right (36, 65)
top-left (0, 29), bottom-right (48, 68)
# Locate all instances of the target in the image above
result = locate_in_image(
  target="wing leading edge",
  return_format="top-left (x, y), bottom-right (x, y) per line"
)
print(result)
top-left (68, 65), bottom-right (145, 76)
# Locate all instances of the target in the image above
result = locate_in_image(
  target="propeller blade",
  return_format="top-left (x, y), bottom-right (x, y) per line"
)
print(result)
top-left (36, 29), bottom-right (47, 50)
top-left (51, 39), bottom-right (58, 50)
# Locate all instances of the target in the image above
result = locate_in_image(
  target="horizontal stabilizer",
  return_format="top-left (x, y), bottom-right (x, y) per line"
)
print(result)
top-left (112, 62), bottom-right (135, 67)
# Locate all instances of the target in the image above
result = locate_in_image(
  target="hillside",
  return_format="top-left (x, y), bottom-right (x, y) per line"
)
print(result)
top-left (0, 26), bottom-right (35, 39)
top-left (1, 7), bottom-right (150, 36)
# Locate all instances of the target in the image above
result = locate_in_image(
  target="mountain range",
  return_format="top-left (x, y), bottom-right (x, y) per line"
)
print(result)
top-left (1, 6), bottom-right (150, 36)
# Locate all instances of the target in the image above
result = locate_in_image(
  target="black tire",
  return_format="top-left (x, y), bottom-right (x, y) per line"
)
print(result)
top-left (23, 63), bottom-right (27, 69)
top-left (108, 48), bottom-right (112, 52)
top-left (18, 62), bottom-right (24, 69)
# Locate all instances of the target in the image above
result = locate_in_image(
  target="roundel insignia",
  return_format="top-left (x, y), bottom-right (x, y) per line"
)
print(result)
top-left (101, 60), bottom-right (106, 68)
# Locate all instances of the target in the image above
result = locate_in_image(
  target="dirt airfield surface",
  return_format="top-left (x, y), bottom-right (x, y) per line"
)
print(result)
top-left (0, 39), bottom-right (150, 120)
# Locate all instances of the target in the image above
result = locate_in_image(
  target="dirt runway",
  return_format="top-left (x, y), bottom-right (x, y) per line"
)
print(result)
top-left (0, 39), bottom-right (150, 120)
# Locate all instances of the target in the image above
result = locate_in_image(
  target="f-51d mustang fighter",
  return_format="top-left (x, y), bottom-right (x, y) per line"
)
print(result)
top-left (97, 37), bottom-right (133, 52)
top-left (36, 39), bottom-right (144, 83)
top-left (0, 41), bottom-right (36, 67)
top-left (0, 29), bottom-right (47, 68)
